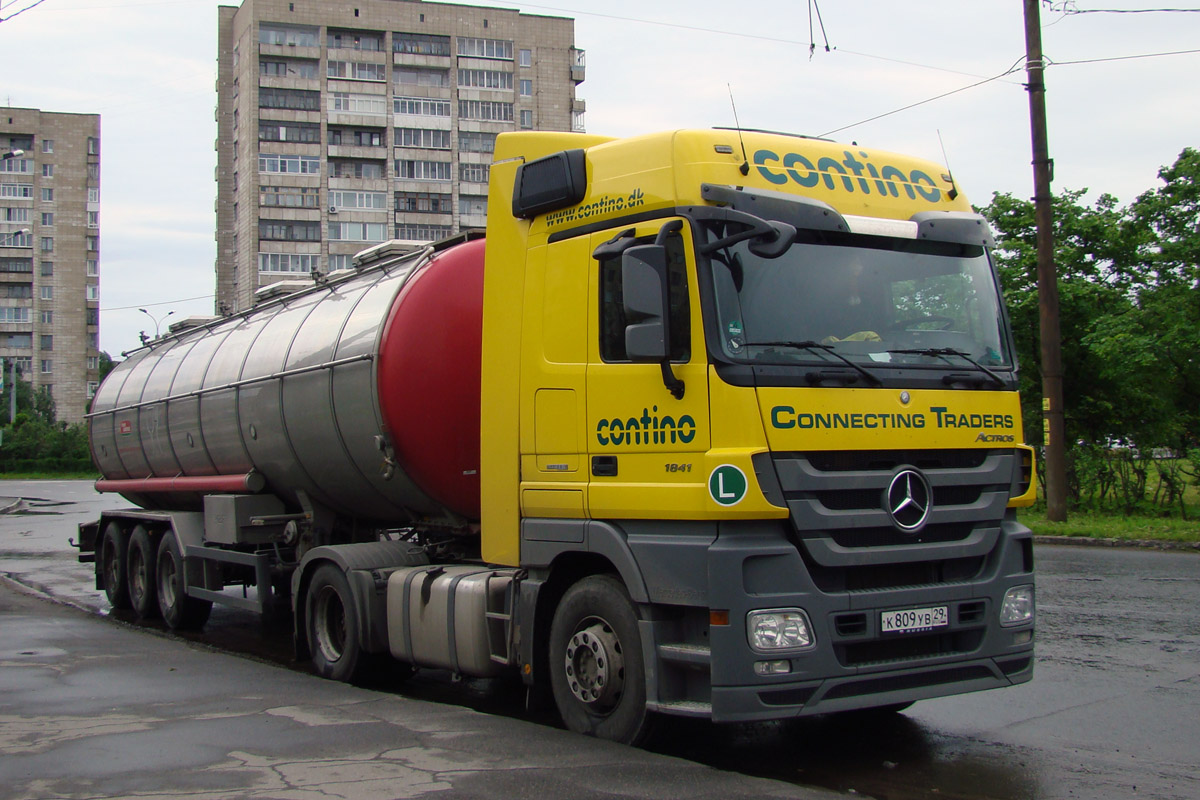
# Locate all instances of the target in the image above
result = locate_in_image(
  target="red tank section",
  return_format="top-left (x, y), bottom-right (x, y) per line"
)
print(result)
top-left (376, 238), bottom-right (485, 520)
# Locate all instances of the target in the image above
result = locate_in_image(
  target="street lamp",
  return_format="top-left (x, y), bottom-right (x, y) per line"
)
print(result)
top-left (138, 308), bottom-right (174, 339)
top-left (2, 149), bottom-right (24, 160)
top-left (1, 227), bottom-right (30, 247)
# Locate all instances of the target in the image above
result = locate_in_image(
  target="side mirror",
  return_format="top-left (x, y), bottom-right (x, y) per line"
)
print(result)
top-left (622, 244), bottom-right (670, 362)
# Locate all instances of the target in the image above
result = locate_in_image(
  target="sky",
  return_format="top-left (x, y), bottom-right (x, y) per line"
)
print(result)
top-left (1, 0), bottom-right (1197, 357)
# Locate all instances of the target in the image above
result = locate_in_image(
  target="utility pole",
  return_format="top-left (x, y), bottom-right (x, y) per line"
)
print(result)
top-left (1024, 0), bottom-right (1067, 522)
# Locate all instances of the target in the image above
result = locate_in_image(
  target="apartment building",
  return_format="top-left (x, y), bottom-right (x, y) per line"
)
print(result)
top-left (0, 108), bottom-right (101, 426)
top-left (216, 0), bottom-right (585, 313)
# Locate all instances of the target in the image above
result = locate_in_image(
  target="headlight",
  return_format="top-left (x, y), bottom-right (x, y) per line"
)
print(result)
top-left (747, 609), bottom-right (815, 653)
top-left (1000, 585), bottom-right (1035, 626)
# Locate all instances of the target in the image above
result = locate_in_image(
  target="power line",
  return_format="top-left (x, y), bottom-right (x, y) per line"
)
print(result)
top-left (102, 294), bottom-right (213, 313)
top-left (1050, 47), bottom-right (1200, 66)
top-left (0, 0), bottom-right (49, 23)
top-left (1047, 3), bottom-right (1200, 13)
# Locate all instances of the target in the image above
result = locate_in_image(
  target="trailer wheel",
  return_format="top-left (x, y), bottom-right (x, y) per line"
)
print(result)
top-left (126, 526), bottom-right (160, 620)
top-left (549, 574), bottom-right (654, 745)
top-left (156, 533), bottom-right (212, 630)
top-left (307, 564), bottom-right (365, 684)
top-left (100, 522), bottom-right (132, 610)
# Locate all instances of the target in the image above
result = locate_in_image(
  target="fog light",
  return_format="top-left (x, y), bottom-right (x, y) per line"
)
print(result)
top-left (1000, 585), bottom-right (1035, 626)
top-left (747, 609), bottom-right (815, 653)
top-left (1012, 630), bottom-right (1033, 645)
top-left (755, 660), bottom-right (792, 676)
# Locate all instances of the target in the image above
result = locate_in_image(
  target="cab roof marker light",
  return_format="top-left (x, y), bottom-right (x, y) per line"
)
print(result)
top-left (843, 215), bottom-right (919, 240)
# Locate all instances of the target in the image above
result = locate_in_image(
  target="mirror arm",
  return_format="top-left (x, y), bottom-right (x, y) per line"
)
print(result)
top-left (660, 361), bottom-right (685, 400)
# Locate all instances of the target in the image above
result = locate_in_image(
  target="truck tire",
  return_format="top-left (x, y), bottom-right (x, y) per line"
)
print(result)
top-left (100, 522), bottom-right (132, 610)
top-left (549, 574), bottom-right (654, 745)
top-left (307, 564), bottom-right (365, 684)
top-left (126, 525), bottom-right (160, 620)
top-left (156, 533), bottom-right (212, 630)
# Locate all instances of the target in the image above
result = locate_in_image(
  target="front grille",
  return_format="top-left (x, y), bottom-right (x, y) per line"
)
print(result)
top-left (836, 629), bottom-right (985, 668)
top-left (806, 449), bottom-right (990, 473)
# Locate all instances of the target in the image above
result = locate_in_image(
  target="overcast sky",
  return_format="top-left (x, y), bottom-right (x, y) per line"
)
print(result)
top-left (2, 0), bottom-right (1197, 356)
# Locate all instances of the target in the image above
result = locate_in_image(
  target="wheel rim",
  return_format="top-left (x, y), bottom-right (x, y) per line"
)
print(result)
top-left (563, 616), bottom-right (625, 712)
top-left (314, 586), bottom-right (347, 664)
top-left (103, 541), bottom-right (118, 587)
top-left (159, 552), bottom-right (178, 610)
top-left (129, 545), bottom-right (146, 602)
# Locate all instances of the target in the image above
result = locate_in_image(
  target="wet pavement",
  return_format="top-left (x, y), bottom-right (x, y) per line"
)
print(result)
top-left (3, 480), bottom-right (1200, 799)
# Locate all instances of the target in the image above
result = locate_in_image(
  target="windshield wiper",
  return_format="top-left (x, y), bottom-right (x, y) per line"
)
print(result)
top-left (745, 340), bottom-right (883, 386)
top-left (887, 347), bottom-right (1006, 388)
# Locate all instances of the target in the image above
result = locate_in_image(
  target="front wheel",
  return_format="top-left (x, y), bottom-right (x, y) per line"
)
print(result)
top-left (548, 574), bottom-right (654, 745)
top-left (156, 533), bottom-right (212, 630)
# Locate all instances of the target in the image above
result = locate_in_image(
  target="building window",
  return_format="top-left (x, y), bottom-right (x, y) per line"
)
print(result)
top-left (0, 258), bottom-right (32, 273)
top-left (258, 23), bottom-right (319, 47)
top-left (329, 92), bottom-right (387, 115)
top-left (40, 237), bottom-right (52, 252)
top-left (329, 190), bottom-right (386, 210)
top-left (519, 49), bottom-right (532, 67)
top-left (88, 137), bottom-right (99, 156)
top-left (393, 32), bottom-right (451, 56)
top-left (40, 334), bottom-right (52, 351)
top-left (258, 121), bottom-right (321, 143)
top-left (87, 211), bottom-right (99, 228)
top-left (86, 260), bottom-right (98, 276)
top-left (40, 310), bottom-right (52, 324)
top-left (87, 235), bottom-right (99, 251)
top-left (394, 128), bottom-right (450, 150)
top-left (88, 188), bottom-right (99, 203)
top-left (394, 159), bottom-right (451, 181)
top-left (86, 307), bottom-right (99, 326)
top-left (395, 223), bottom-right (452, 242)
top-left (459, 195), bottom-right (488, 217)
top-left (259, 87), bottom-right (321, 111)
top-left (41, 164), bottom-right (53, 178)
top-left (2, 231), bottom-right (31, 248)
top-left (456, 37), bottom-right (513, 60)
top-left (88, 163), bottom-right (99, 180)
top-left (87, 285), bottom-right (100, 301)
top-left (457, 69), bottom-right (513, 90)
top-left (40, 286), bottom-right (52, 300)
top-left (87, 356), bottom-right (100, 370)
top-left (4, 334), bottom-right (31, 349)
top-left (41, 139), bottom-right (53, 153)
top-left (329, 128), bottom-right (384, 147)
top-left (87, 381), bottom-right (99, 398)
top-left (258, 220), bottom-right (320, 241)
top-left (1, 158), bottom-right (31, 173)
top-left (4, 207), bottom-right (29, 222)
top-left (328, 221), bottom-right (388, 242)
top-left (40, 359), bottom-right (52, 374)
top-left (259, 153), bottom-right (321, 175)
top-left (258, 252), bottom-right (319, 273)
top-left (572, 110), bottom-right (586, 132)
top-left (4, 284), bottom-right (31, 299)
top-left (0, 307), bottom-right (30, 323)
top-left (88, 333), bottom-right (98, 349)
top-left (328, 254), bottom-right (352, 271)
top-left (520, 109), bottom-right (533, 129)
top-left (458, 131), bottom-right (496, 154)
top-left (259, 185), bottom-right (320, 208)
top-left (260, 58), bottom-right (319, 78)
top-left (327, 29), bottom-right (383, 51)
top-left (519, 79), bottom-right (532, 97)
top-left (40, 261), bottom-right (52, 276)
top-left (393, 97), bottom-right (451, 117)
top-left (1, 183), bottom-right (32, 198)
top-left (459, 162), bottom-right (490, 184)
top-left (394, 191), bottom-right (451, 214)
top-left (328, 60), bottom-right (388, 81)
top-left (328, 159), bottom-right (384, 179)
top-left (41, 212), bottom-right (54, 226)
top-left (393, 66), bottom-right (450, 88)
top-left (459, 100), bottom-right (513, 122)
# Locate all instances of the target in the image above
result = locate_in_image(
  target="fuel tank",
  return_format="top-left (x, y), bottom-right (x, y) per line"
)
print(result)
top-left (89, 238), bottom-right (485, 524)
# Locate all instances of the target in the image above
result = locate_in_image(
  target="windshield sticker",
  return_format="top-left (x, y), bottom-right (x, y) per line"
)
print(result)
top-left (753, 148), bottom-right (942, 204)
top-left (545, 188), bottom-right (646, 228)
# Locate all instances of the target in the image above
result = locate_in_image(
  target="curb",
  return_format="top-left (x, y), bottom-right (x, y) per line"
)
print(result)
top-left (1033, 535), bottom-right (1200, 552)
top-left (0, 496), bottom-right (24, 514)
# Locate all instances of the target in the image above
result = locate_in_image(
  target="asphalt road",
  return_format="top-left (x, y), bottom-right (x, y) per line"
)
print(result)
top-left (2, 480), bottom-right (1199, 800)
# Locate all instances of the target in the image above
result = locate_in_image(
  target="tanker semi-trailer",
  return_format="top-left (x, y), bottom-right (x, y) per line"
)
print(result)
top-left (77, 128), bottom-right (1037, 745)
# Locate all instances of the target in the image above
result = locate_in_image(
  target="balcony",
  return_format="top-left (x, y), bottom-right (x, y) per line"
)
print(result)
top-left (570, 48), bottom-right (586, 84)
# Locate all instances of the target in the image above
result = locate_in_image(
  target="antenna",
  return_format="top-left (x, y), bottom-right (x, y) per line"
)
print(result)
top-left (937, 129), bottom-right (959, 201)
top-left (727, 84), bottom-right (750, 176)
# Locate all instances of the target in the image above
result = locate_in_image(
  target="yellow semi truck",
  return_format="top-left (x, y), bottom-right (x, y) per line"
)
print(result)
top-left (82, 128), bottom-right (1036, 745)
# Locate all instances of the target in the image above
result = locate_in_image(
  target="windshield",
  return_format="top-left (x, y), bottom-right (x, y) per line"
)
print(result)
top-left (706, 224), bottom-right (1013, 370)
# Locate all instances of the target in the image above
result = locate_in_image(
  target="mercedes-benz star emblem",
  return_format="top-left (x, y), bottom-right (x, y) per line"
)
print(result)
top-left (885, 469), bottom-right (932, 532)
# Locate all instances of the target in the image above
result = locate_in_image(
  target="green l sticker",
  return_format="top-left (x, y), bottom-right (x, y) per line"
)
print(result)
top-left (709, 464), bottom-right (747, 506)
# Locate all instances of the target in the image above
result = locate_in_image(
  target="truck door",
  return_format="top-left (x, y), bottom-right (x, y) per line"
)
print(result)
top-left (586, 219), bottom-right (711, 517)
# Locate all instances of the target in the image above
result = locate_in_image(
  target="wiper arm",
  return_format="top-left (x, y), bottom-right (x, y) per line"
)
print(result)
top-left (887, 348), bottom-right (1006, 388)
top-left (746, 340), bottom-right (883, 386)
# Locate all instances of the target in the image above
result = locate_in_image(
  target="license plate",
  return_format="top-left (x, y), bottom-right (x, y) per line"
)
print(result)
top-left (881, 605), bottom-right (949, 634)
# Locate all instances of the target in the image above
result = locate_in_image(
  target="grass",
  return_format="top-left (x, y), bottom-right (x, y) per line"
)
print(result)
top-left (1018, 507), bottom-right (1200, 543)
top-left (1, 471), bottom-right (100, 481)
